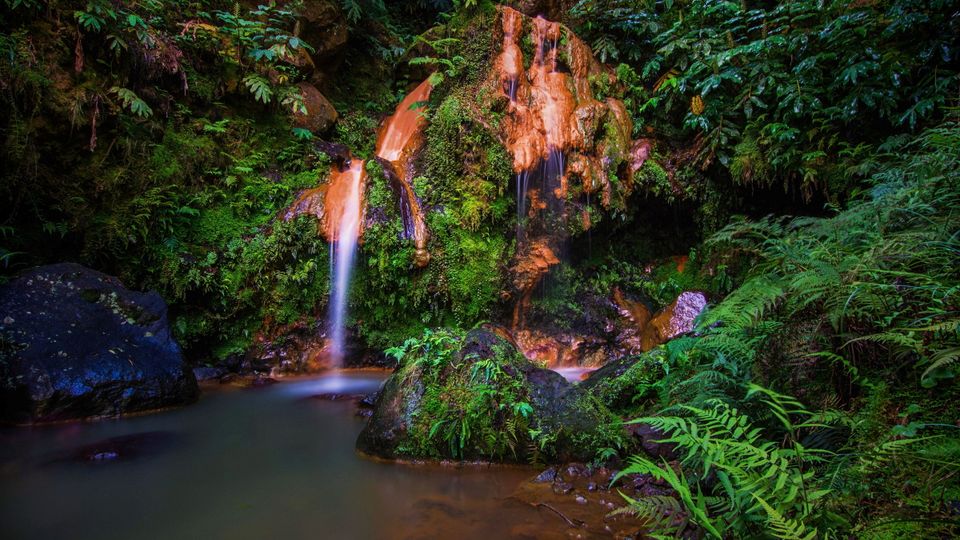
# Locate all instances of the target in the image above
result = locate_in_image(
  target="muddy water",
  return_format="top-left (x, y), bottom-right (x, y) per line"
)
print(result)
top-left (0, 372), bottom-right (584, 540)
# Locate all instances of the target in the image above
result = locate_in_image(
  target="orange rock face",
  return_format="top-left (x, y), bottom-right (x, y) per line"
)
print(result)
top-left (494, 6), bottom-right (632, 208)
top-left (285, 159), bottom-right (367, 242)
top-left (376, 78), bottom-right (432, 163)
top-left (376, 78), bottom-right (434, 267)
top-left (511, 238), bottom-right (561, 329)
top-left (285, 78), bottom-right (434, 263)
top-left (496, 6), bottom-right (638, 361)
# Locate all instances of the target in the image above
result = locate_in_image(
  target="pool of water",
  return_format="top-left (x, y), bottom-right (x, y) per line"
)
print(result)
top-left (0, 371), bottom-right (574, 540)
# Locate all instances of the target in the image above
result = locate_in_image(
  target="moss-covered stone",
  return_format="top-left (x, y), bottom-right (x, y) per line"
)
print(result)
top-left (581, 349), bottom-right (667, 416)
top-left (357, 327), bottom-right (627, 462)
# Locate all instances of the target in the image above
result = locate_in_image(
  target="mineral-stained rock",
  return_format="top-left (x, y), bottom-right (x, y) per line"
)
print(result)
top-left (640, 291), bottom-right (708, 351)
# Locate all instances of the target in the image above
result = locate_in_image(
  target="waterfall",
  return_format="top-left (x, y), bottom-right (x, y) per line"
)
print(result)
top-left (377, 78), bottom-right (434, 268)
top-left (326, 159), bottom-right (365, 366)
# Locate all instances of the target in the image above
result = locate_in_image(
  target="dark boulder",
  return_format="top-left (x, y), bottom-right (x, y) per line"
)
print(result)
top-left (581, 349), bottom-right (666, 415)
top-left (0, 263), bottom-right (198, 424)
top-left (357, 327), bottom-right (625, 462)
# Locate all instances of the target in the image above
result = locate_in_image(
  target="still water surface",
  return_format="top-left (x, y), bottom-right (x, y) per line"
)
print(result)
top-left (0, 371), bottom-right (564, 540)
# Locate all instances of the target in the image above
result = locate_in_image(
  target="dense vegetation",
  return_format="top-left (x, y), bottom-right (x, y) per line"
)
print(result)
top-left (2, 0), bottom-right (959, 538)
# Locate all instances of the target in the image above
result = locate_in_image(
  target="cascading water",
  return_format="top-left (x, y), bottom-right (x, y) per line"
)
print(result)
top-left (492, 6), bottom-right (637, 368)
top-left (326, 159), bottom-right (365, 365)
top-left (377, 78), bottom-right (434, 267)
top-left (285, 78), bottom-right (435, 366)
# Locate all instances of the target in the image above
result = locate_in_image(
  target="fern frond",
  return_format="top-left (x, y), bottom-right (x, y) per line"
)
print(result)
top-left (752, 495), bottom-right (818, 540)
top-left (921, 346), bottom-right (960, 383)
top-left (698, 275), bottom-right (784, 330)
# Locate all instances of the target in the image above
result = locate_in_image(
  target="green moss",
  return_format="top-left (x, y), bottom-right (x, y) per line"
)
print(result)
top-left (391, 328), bottom-right (534, 460)
top-left (334, 111), bottom-right (380, 159)
top-left (638, 158), bottom-right (669, 190)
top-left (587, 351), bottom-right (668, 416)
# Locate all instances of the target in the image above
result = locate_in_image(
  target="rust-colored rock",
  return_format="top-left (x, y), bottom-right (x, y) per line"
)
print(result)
top-left (292, 82), bottom-right (338, 133)
top-left (641, 291), bottom-right (708, 351)
top-left (628, 138), bottom-right (653, 180)
top-left (376, 78), bottom-right (434, 267)
top-left (286, 159), bottom-right (367, 242)
top-left (511, 238), bottom-right (561, 330)
top-left (493, 6), bottom-right (632, 197)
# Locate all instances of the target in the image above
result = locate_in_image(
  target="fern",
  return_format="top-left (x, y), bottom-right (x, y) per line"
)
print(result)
top-left (697, 275), bottom-right (783, 330)
top-left (242, 74), bottom-right (273, 104)
top-left (753, 495), bottom-right (818, 540)
top-left (921, 346), bottom-right (960, 385)
top-left (622, 392), bottom-right (833, 538)
top-left (110, 87), bottom-right (152, 118)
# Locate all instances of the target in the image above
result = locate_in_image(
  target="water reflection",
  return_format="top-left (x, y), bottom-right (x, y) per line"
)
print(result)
top-left (0, 371), bottom-right (574, 540)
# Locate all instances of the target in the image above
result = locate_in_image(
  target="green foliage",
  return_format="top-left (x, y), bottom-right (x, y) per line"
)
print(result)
top-left (410, 35), bottom-right (466, 88)
top-left (110, 87), bottom-right (152, 118)
top-left (610, 123), bottom-right (960, 538)
top-left (704, 123), bottom-right (960, 389)
top-left (572, 0), bottom-right (960, 197)
top-left (620, 391), bottom-right (838, 538)
top-left (391, 328), bottom-right (535, 460)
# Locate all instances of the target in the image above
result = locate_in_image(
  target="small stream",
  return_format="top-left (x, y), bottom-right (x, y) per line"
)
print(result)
top-left (0, 371), bottom-right (570, 540)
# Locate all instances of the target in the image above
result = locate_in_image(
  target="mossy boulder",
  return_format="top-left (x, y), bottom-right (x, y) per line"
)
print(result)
top-left (356, 327), bottom-right (626, 462)
top-left (0, 263), bottom-right (198, 424)
top-left (580, 349), bottom-right (667, 416)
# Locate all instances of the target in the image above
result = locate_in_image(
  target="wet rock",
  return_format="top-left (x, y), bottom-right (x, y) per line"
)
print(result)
top-left (358, 392), bottom-right (378, 409)
top-left (246, 318), bottom-right (380, 375)
top-left (250, 376), bottom-right (278, 388)
top-left (552, 481), bottom-right (574, 495)
top-left (640, 291), bottom-right (708, 351)
top-left (356, 328), bottom-right (623, 462)
top-left (193, 366), bottom-right (226, 382)
top-left (627, 423), bottom-right (678, 461)
top-left (565, 462), bottom-right (588, 478)
top-left (574, 495), bottom-right (587, 504)
top-left (218, 373), bottom-right (240, 385)
top-left (292, 82), bottom-right (338, 134)
top-left (0, 263), bottom-right (198, 424)
top-left (535, 467), bottom-right (558, 483)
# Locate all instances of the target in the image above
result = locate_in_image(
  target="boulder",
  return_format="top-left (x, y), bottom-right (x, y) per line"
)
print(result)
top-left (357, 328), bottom-right (625, 462)
top-left (297, 0), bottom-right (349, 85)
top-left (640, 291), bottom-right (708, 351)
top-left (0, 263), bottom-right (198, 424)
top-left (292, 82), bottom-right (339, 134)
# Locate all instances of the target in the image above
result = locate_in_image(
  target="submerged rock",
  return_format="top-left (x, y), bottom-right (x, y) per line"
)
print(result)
top-left (52, 430), bottom-right (183, 465)
top-left (357, 328), bottom-right (625, 462)
top-left (0, 263), bottom-right (198, 424)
